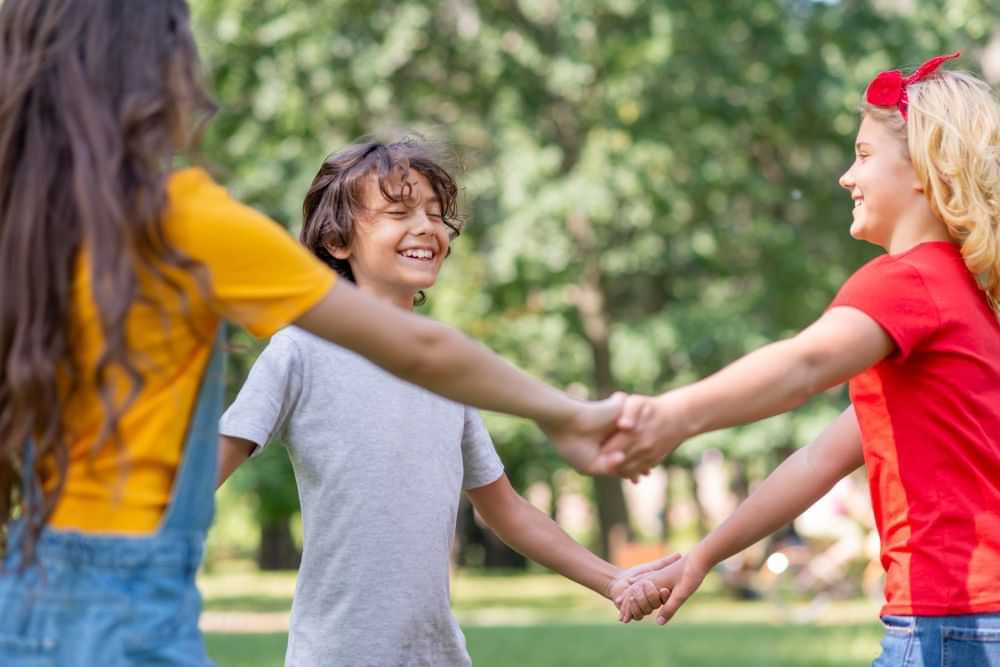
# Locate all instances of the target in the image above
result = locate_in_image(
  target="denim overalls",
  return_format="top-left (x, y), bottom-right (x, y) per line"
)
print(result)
top-left (0, 331), bottom-right (224, 666)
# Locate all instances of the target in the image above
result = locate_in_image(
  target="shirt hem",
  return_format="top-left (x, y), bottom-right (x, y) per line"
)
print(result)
top-left (881, 600), bottom-right (1000, 617)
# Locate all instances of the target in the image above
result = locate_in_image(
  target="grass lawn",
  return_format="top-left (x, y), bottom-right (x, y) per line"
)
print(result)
top-left (201, 570), bottom-right (884, 667)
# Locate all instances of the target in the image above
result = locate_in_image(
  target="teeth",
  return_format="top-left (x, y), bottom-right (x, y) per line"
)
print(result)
top-left (854, 200), bottom-right (863, 208)
top-left (400, 249), bottom-right (434, 260)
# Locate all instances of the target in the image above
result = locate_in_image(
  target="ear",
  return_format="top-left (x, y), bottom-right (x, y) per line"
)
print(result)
top-left (326, 242), bottom-right (351, 260)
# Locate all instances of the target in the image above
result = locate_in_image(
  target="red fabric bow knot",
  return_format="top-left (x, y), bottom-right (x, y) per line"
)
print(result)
top-left (864, 51), bottom-right (960, 120)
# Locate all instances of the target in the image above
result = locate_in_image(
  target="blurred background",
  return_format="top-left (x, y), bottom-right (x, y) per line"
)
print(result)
top-left (188, 1), bottom-right (1000, 665)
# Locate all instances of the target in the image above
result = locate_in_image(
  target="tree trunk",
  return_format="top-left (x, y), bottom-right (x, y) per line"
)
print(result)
top-left (257, 519), bottom-right (300, 570)
top-left (662, 466), bottom-right (675, 542)
top-left (683, 462), bottom-right (710, 539)
top-left (567, 212), bottom-right (633, 559)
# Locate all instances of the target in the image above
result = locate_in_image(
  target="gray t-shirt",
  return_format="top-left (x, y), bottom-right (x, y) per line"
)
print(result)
top-left (219, 327), bottom-right (504, 667)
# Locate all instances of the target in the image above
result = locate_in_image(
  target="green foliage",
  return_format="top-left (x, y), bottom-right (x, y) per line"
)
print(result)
top-left (191, 1), bottom-right (996, 540)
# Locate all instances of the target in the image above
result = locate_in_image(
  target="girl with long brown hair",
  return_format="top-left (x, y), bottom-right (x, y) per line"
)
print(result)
top-left (0, 2), bottom-right (623, 663)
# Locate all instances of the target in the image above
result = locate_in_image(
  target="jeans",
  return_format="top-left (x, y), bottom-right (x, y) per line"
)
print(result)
top-left (874, 613), bottom-right (1000, 667)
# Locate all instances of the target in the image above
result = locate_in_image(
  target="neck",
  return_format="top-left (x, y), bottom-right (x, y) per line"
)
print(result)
top-left (886, 208), bottom-right (952, 255)
top-left (354, 278), bottom-right (417, 311)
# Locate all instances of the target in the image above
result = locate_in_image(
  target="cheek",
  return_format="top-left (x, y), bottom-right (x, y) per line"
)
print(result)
top-left (437, 233), bottom-right (452, 258)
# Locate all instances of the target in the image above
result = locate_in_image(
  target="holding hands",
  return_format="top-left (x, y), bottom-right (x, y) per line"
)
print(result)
top-left (613, 552), bottom-right (711, 625)
top-left (543, 389), bottom-right (698, 480)
top-left (597, 390), bottom-right (697, 480)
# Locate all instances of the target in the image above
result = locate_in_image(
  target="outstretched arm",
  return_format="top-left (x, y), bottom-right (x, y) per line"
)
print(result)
top-left (295, 284), bottom-right (626, 475)
top-left (467, 475), bottom-right (679, 599)
top-left (617, 407), bottom-right (865, 623)
top-left (601, 307), bottom-right (890, 477)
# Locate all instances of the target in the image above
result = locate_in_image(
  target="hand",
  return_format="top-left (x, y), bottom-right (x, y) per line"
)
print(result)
top-left (596, 391), bottom-right (695, 480)
top-left (617, 553), bottom-right (711, 625)
top-left (614, 554), bottom-right (685, 623)
top-left (607, 553), bottom-right (683, 602)
top-left (540, 393), bottom-right (627, 476)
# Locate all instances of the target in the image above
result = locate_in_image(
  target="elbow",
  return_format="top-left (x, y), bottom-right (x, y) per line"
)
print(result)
top-left (786, 337), bottom-right (837, 405)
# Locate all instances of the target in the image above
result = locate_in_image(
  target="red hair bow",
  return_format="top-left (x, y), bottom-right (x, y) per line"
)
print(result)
top-left (865, 51), bottom-right (961, 120)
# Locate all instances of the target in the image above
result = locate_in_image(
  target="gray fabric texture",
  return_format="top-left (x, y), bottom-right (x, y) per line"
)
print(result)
top-left (220, 326), bottom-right (504, 667)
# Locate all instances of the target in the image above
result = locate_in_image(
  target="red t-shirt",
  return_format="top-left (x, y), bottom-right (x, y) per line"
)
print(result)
top-left (831, 241), bottom-right (1000, 616)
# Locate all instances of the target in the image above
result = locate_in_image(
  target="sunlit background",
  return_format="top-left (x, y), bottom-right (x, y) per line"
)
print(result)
top-left (188, 2), bottom-right (1000, 665)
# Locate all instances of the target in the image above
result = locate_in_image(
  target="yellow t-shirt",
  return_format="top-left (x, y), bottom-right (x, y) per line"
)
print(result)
top-left (48, 168), bottom-right (336, 533)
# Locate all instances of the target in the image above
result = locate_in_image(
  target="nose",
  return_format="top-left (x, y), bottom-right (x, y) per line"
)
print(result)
top-left (410, 208), bottom-right (433, 235)
top-left (839, 162), bottom-right (855, 191)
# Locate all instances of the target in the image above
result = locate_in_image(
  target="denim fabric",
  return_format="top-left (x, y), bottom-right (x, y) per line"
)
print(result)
top-left (874, 613), bottom-right (1000, 667)
top-left (0, 330), bottom-right (224, 666)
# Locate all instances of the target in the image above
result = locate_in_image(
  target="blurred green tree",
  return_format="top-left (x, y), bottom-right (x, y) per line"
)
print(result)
top-left (192, 0), bottom-right (996, 564)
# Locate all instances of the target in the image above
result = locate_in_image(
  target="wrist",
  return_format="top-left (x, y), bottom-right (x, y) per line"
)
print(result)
top-left (603, 565), bottom-right (624, 599)
top-left (655, 389), bottom-right (702, 439)
top-left (537, 393), bottom-right (582, 430)
top-left (688, 542), bottom-right (718, 577)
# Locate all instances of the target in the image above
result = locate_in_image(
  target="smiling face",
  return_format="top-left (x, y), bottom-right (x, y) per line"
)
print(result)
top-left (838, 115), bottom-right (925, 250)
top-left (329, 170), bottom-right (452, 308)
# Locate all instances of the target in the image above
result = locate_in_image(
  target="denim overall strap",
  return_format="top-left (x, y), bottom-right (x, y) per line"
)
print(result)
top-left (158, 327), bottom-right (225, 534)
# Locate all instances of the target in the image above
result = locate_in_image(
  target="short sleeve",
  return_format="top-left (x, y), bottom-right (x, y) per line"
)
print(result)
top-left (460, 408), bottom-right (505, 490)
top-left (830, 256), bottom-right (940, 361)
top-left (166, 168), bottom-right (336, 338)
top-left (219, 331), bottom-right (303, 454)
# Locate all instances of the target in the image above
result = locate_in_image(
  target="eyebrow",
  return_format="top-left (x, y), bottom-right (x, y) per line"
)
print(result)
top-left (377, 194), bottom-right (441, 211)
top-left (855, 141), bottom-right (872, 151)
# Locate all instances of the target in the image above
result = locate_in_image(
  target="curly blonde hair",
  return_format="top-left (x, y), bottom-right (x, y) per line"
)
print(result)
top-left (864, 70), bottom-right (1000, 310)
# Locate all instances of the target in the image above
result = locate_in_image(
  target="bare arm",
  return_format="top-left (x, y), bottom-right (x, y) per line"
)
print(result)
top-left (295, 283), bottom-right (625, 475)
top-left (619, 407), bottom-right (865, 623)
top-left (690, 406), bottom-right (864, 574)
top-left (603, 307), bottom-right (890, 476)
top-left (467, 476), bottom-right (620, 598)
top-left (216, 435), bottom-right (256, 489)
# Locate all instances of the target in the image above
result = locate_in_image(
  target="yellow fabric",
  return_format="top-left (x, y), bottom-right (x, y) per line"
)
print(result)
top-left (48, 168), bottom-right (336, 533)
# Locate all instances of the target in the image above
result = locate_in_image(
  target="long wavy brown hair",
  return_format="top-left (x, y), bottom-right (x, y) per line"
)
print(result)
top-left (0, 0), bottom-right (215, 562)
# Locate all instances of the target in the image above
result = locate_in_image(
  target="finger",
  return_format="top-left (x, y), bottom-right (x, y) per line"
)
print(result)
top-left (637, 580), bottom-right (657, 614)
top-left (627, 552), bottom-right (680, 578)
top-left (586, 450), bottom-right (625, 476)
top-left (600, 429), bottom-right (635, 456)
top-left (631, 596), bottom-right (644, 621)
top-left (657, 582), bottom-right (693, 625)
top-left (655, 553), bottom-right (682, 569)
top-left (615, 395), bottom-right (646, 430)
top-left (616, 460), bottom-right (650, 481)
top-left (643, 581), bottom-right (664, 610)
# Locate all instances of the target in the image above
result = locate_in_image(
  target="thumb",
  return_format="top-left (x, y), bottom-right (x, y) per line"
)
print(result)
top-left (656, 579), bottom-right (694, 626)
top-left (586, 449), bottom-right (624, 476)
top-left (616, 394), bottom-right (647, 430)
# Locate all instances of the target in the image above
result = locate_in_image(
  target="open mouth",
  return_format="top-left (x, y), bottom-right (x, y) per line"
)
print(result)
top-left (853, 198), bottom-right (863, 209)
top-left (398, 248), bottom-right (436, 262)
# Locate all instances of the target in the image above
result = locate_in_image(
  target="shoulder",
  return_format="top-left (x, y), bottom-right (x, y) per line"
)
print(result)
top-left (277, 326), bottom-right (367, 369)
top-left (896, 242), bottom-right (967, 284)
top-left (164, 168), bottom-right (299, 251)
top-left (842, 251), bottom-right (931, 297)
